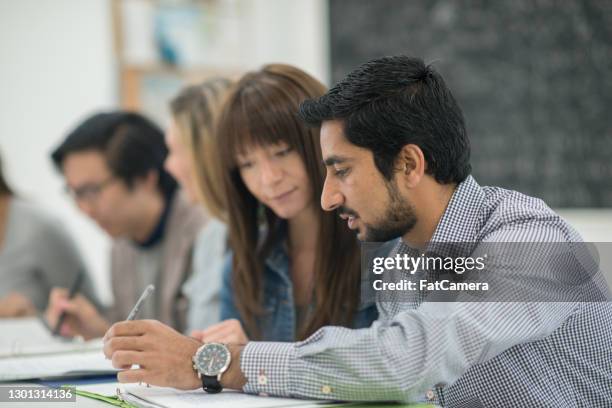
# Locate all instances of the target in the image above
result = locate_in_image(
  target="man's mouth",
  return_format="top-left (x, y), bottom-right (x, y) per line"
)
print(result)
top-left (340, 213), bottom-right (359, 230)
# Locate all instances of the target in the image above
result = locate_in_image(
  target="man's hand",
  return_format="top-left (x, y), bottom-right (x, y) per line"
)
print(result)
top-left (190, 319), bottom-right (249, 344)
top-left (45, 287), bottom-right (109, 339)
top-left (0, 292), bottom-right (36, 317)
top-left (103, 320), bottom-right (202, 390)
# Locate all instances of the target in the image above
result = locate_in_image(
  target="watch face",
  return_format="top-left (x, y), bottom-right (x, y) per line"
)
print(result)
top-left (194, 343), bottom-right (231, 377)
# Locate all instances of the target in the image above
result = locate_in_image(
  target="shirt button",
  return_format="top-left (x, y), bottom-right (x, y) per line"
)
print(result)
top-left (426, 389), bottom-right (435, 401)
top-left (258, 374), bottom-right (268, 385)
top-left (321, 385), bottom-right (332, 395)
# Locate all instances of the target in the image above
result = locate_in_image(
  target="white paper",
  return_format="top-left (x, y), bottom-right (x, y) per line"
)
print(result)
top-left (0, 317), bottom-right (103, 358)
top-left (123, 384), bottom-right (330, 408)
top-left (0, 350), bottom-right (116, 381)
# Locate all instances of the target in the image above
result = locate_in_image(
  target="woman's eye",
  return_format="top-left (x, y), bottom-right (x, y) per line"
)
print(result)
top-left (274, 147), bottom-right (292, 157)
top-left (237, 161), bottom-right (253, 169)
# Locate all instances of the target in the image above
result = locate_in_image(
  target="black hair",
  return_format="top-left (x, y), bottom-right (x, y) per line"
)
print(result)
top-left (299, 55), bottom-right (471, 184)
top-left (51, 111), bottom-right (177, 197)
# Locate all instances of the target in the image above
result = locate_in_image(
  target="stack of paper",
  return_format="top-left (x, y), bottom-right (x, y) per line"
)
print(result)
top-left (0, 317), bottom-right (116, 381)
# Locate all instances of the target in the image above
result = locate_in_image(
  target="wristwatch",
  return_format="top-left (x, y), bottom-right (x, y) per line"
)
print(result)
top-left (192, 343), bottom-right (231, 393)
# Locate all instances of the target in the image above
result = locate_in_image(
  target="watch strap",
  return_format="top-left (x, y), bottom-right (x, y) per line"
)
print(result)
top-left (202, 375), bottom-right (223, 393)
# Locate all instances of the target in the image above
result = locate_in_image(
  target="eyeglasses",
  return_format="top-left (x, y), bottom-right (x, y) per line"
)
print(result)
top-left (65, 177), bottom-right (115, 202)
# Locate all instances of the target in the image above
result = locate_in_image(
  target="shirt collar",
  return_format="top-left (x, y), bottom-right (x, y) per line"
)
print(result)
top-left (397, 175), bottom-right (484, 258)
top-left (135, 190), bottom-right (175, 249)
top-left (429, 175), bottom-right (484, 243)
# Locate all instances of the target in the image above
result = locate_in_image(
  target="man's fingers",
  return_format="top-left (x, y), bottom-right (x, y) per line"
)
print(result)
top-left (117, 368), bottom-right (147, 384)
top-left (57, 300), bottom-right (83, 316)
top-left (49, 287), bottom-right (69, 301)
top-left (103, 336), bottom-right (146, 358)
top-left (46, 288), bottom-right (69, 321)
top-left (104, 320), bottom-right (150, 341)
top-left (111, 350), bottom-right (145, 370)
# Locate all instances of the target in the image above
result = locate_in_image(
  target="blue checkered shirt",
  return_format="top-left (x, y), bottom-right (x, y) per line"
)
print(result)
top-left (239, 176), bottom-right (612, 407)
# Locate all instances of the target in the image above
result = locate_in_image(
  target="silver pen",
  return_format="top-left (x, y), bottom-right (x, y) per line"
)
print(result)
top-left (126, 284), bottom-right (155, 320)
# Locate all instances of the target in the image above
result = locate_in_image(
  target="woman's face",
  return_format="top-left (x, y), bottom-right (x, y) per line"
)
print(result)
top-left (236, 141), bottom-right (314, 220)
top-left (164, 120), bottom-right (198, 203)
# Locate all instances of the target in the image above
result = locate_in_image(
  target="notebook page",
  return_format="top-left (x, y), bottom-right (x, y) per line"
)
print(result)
top-left (0, 350), bottom-right (116, 381)
top-left (123, 384), bottom-right (330, 408)
top-left (0, 317), bottom-right (102, 358)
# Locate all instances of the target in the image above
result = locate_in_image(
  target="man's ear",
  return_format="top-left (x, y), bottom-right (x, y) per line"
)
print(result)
top-left (395, 144), bottom-right (425, 188)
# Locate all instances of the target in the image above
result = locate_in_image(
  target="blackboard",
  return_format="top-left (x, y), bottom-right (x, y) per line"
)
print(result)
top-left (330, 0), bottom-right (612, 207)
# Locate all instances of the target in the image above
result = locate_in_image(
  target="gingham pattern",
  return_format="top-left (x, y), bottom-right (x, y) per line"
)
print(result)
top-left (240, 176), bottom-right (612, 407)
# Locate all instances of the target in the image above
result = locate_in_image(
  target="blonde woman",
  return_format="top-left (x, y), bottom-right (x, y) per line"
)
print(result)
top-left (164, 78), bottom-right (233, 332)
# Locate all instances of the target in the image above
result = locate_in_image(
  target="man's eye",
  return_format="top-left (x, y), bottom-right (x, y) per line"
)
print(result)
top-left (334, 168), bottom-right (349, 178)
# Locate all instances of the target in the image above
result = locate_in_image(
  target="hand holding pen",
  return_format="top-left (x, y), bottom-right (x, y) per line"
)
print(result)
top-left (45, 272), bottom-right (110, 340)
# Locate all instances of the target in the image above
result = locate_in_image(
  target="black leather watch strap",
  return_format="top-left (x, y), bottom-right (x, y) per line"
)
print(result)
top-left (202, 375), bottom-right (223, 393)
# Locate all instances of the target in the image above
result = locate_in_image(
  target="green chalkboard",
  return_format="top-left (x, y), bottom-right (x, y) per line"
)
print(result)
top-left (330, 0), bottom-right (612, 207)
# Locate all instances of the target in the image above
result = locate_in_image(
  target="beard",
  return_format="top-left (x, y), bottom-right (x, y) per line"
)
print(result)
top-left (363, 179), bottom-right (417, 242)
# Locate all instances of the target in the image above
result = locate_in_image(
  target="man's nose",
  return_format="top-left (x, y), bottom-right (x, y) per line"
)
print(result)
top-left (321, 175), bottom-right (343, 211)
top-left (76, 198), bottom-right (96, 219)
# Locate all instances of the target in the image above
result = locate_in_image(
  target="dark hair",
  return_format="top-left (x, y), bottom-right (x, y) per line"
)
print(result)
top-left (217, 64), bottom-right (361, 340)
top-left (51, 111), bottom-right (177, 197)
top-left (0, 153), bottom-right (12, 196)
top-left (299, 55), bottom-right (471, 184)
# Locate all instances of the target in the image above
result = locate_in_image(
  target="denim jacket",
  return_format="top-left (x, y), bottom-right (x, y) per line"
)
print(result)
top-left (219, 240), bottom-right (378, 342)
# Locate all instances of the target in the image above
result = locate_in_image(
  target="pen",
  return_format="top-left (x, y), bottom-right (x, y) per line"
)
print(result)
top-left (126, 284), bottom-right (155, 321)
top-left (53, 270), bottom-right (85, 336)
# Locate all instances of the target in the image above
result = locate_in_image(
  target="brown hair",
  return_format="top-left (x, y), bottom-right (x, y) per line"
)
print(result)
top-left (216, 64), bottom-right (361, 340)
top-left (170, 78), bottom-right (232, 220)
top-left (0, 153), bottom-right (12, 196)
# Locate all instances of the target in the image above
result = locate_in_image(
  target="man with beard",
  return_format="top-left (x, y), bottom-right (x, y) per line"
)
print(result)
top-left (102, 56), bottom-right (611, 407)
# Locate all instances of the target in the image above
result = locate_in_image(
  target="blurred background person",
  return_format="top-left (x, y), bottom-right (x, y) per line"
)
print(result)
top-left (164, 77), bottom-right (233, 332)
top-left (46, 112), bottom-right (206, 339)
top-left (191, 64), bottom-right (378, 344)
top-left (0, 151), bottom-right (99, 317)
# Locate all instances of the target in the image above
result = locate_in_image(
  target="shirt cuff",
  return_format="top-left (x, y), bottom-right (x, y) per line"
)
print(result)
top-left (240, 341), bottom-right (295, 397)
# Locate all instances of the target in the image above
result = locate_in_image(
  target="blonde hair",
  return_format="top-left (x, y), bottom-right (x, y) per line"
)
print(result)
top-left (170, 78), bottom-right (232, 220)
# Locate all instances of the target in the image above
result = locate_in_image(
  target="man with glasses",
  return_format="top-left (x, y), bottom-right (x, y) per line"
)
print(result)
top-left (46, 111), bottom-right (206, 339)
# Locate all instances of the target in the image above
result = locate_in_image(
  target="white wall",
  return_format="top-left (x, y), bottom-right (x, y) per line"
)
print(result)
top-left (244, 0), bottom-right (331, 84)
top-left (0, 0), bottom-right (116, 304)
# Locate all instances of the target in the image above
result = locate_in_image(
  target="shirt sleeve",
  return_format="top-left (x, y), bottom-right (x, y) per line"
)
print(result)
top-left (240, 301), bottom-right (580, 402)
top-left (239, 225), bottom-right (585, 402)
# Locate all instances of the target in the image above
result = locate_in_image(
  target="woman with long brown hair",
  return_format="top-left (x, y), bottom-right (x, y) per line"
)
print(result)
top-left (192, 64), bottom-right (377, 342)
